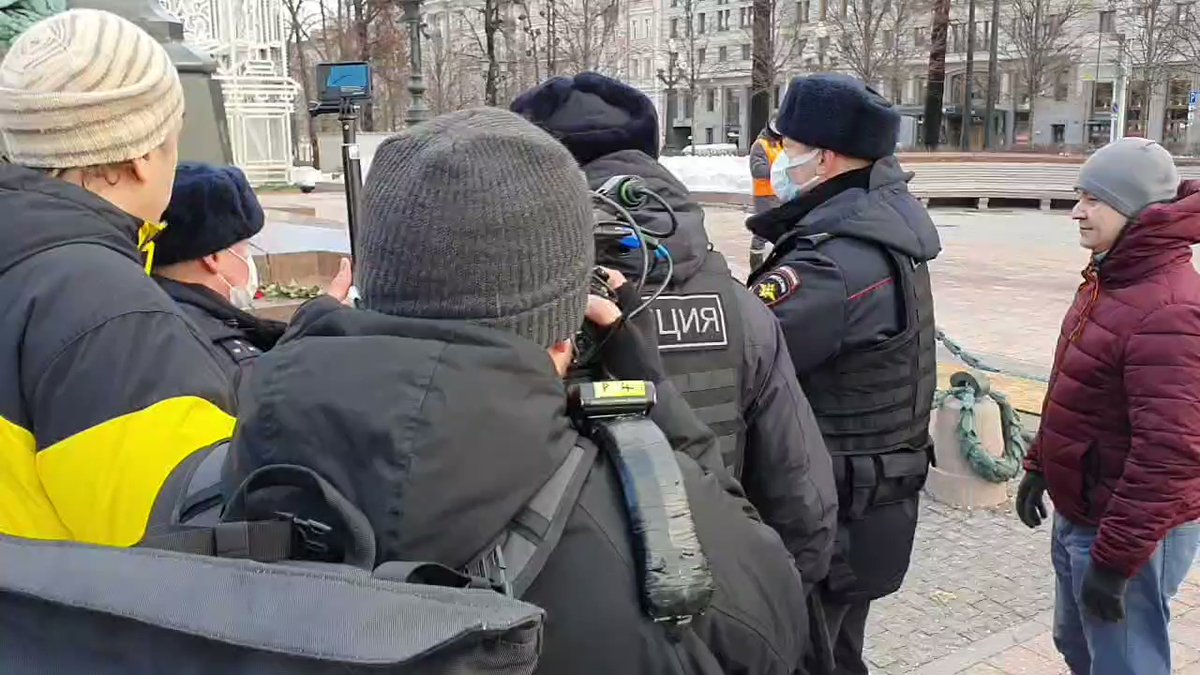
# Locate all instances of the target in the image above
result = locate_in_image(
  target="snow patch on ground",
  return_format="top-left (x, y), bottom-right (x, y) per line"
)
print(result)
top-left (658, 155), bottom-right (751, 194)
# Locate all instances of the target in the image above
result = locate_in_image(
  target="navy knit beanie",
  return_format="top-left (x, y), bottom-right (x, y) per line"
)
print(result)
top-left (776, 74), bottom-right (900, 160)
top-left (510, 72), bottom-right (659, 164)
top-left (155, 162), bottom-right (265, 267)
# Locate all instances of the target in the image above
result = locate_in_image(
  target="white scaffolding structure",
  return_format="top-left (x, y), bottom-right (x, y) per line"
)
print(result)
top-left (162, 0), bottom-right (298, 184)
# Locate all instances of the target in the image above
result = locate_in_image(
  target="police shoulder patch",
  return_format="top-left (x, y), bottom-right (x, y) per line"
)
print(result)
top-left (751, 266), bottom-right (801, 306)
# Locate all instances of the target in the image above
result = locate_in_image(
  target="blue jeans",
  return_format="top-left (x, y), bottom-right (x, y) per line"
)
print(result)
top-left (1052, 514), bottom-right (1200, 675)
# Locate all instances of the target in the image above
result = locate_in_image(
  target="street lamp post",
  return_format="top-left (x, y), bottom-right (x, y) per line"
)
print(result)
top-left (402, 0), bottom-right (430, 127)
top-left (657, 49), bottom-right (683, 155)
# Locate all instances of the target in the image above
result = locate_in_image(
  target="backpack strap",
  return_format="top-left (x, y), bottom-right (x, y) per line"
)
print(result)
top-left (465, 440), bottom-right (599, 597)
top-left (140, 520), bottom-right (297, 562)
top-left (141, 464), bottom-right (378, 571)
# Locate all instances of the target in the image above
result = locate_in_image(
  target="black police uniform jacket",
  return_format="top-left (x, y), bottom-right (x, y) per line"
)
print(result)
top-left (0, 164), bottom-right (236, 546)
top-left (583, 148), bottom-right (839, 590)
top-left (153, 277), bottom-right (286, 389)
top-left (226, 298), bottom-right (810, 675)
top-left (747, 157), bottom-right (941, 602)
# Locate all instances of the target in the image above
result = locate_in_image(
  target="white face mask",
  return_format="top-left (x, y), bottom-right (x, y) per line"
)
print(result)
top-left (220, 247), bottom-right (259, 309)
top-left (770, 148), bottom-right (821, 202)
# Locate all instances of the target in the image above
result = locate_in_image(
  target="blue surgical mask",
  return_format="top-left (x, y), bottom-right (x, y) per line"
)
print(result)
top-left (770, 149), bottom-right (821, 203)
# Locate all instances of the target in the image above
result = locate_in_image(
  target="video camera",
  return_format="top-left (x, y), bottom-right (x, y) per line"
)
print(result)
top-left (309, 61), bottom-right (373, 261)
top-left (571, 175), bottom-right (681, 378)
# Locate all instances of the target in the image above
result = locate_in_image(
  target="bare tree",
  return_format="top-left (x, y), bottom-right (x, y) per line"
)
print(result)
top-left (673, 0), bottom-right (713, 145)
top-left (827, 0), bottom-right (922, 90)
top-left (1000, 0), bottom-right (1088, 144)
top-left (555, 0), bottom-right (621, 73)
top-left (1114, 0), bottom-right (1183, 139)
top-left (282, 0), bottom-right (321, 166)
top-left (425, 13), bottom-right (485, 114)
top-left (456, 0), bottom-right (506, 105)
top-left (1172, 2), bottom-right (1200, 76)
top-left (748, 0), bottom-right (807, 138)
top-left (515, 0), bottom-right (561, 80)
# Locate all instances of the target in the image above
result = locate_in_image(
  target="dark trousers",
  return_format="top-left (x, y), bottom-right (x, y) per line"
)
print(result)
top-left (822, 599), bottom-right (870, 675)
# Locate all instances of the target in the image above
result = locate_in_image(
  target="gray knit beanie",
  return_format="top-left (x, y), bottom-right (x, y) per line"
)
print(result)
top-left (358, 107), bottom-right (594, 348)
top-left (1076, 138), bottom-right (1179, 218)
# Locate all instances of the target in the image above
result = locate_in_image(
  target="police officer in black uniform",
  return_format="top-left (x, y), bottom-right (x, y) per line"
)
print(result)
top-left (746, 74), bottom-right (942, 675)
top-left (511, 73), bottom-right (838, 593)
top-left (152, 163), bottom-right (352, 389)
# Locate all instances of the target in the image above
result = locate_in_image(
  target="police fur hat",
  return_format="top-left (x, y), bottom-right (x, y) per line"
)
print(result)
top-left (775, 73), bottom-right (900, 161)
top-left (155, 163), bottom-right (265, 267)
top-left (510, 71), bottom-right (660, 164)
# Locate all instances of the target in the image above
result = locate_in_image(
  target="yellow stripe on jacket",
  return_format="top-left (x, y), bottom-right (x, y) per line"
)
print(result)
top-left (0, 397), bottom-right (234, 546)
top-left (0, 416), bottom-right (71, 540)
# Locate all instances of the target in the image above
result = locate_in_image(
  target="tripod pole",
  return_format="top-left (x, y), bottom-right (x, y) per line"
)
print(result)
top-left (339, 100), bottom-right (363, 260)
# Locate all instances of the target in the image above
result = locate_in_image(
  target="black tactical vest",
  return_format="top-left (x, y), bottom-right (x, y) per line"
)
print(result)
top-left (645, 251), bottom-right (747, 477)
top-left (795, 234), bottom-right (937, 520)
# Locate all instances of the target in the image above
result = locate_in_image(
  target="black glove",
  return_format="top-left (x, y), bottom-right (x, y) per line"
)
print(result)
top-left (595, 314), bottom-right (667, 383)
top-left (1082, 562), bottom-right (1128, 622)
top-left (1015, 471), bottom-right (1048, 528)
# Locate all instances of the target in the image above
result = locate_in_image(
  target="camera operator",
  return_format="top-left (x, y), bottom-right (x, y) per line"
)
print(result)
top-left (225, 108), bottom-right (810, 674)
top-left (511, 73), bottom-right (838, 595)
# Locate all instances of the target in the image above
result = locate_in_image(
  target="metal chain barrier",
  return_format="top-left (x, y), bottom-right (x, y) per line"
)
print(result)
top-left (933, 329), bottom-right (1036, 483)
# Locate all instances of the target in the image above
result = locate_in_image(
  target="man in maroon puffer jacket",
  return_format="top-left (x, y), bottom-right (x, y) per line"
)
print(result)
top-left (1016, 138), bottom-right (1200, 675)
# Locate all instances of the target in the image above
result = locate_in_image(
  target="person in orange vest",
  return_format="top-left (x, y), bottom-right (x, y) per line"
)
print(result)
top-left (749, 120), bottom-right (785, 269)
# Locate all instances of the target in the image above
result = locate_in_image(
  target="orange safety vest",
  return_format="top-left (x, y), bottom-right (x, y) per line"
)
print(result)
top-left (752, 138), bottom-right (784, 198)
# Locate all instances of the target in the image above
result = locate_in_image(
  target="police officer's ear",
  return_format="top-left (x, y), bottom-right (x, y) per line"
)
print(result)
top-left (199, 252), bottom-right (223, 275)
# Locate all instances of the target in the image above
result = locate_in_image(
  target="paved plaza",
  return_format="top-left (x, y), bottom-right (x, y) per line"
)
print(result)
top-left (258, 192), bottom-right (1200, 673)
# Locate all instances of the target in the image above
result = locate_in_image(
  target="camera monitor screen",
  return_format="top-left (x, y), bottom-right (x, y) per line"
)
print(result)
top-left (316, 62), bottom-right (372, 103)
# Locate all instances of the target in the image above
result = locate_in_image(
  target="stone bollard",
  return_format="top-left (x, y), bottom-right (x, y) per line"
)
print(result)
top-left (926, 372), bottom-right (1009, 508)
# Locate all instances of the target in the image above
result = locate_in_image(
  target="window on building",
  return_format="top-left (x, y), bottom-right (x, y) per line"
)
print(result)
top-left (1052, 124), bottom-right (1066, 145)
top-left (819, 0), bottom-right (828, 20)
top-left (698, 13), bottom-right (706, 33)
top-left (706, 128), bottom-right (715, 144)
top-left (818, 36), bottom-right (829, 65)
top-left (631, 60), bottom-right (640, 79)
top-left (883, 29), bottom-right (894, 48)
top-left (1054, 69), bottom-right (1069, 101)
top-left (719, 45), bottom-right (728, 61)
top-left (707, 88), bottom-right (716, 111)
top-left (914, 26), bottom-right (926, 45)
top-left (698, 47), bottom-right (706, 64)
top-left (1099, 10), bottom-right (1115, 31)
top-left (740, 7), bottom-right (748, 26)
top-left (645, 57), bottom-right (653, 79)
top-left (952, 23), bottom-right (963, 52)
top-left (980, 21), bottom-right (990, 48)
top-left (839, 0), bottom-right (848, 18)
top-left (742, 43), bottom-right (751, 60)
top-left (797, 0), bottom-right (810, 23)
top-left (725, 88), bottom-right (741, 126)
top-left (1175, 3), bottom-right (1194, 21)
top-left (671, 18), bottom-right (678, 37)
top-left (773, 85), bottom-right (781, 107)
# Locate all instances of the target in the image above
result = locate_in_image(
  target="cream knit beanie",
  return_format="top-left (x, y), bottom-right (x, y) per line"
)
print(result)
top-left (0, 9), bottom-right (185, 169)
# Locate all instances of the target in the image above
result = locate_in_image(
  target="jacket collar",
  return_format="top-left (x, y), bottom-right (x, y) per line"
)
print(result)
top-left (0, 163), bottom-right (147, 276)
top-left (747, 164), bottom-right (874, 245)
top-left (1096, 181), bottom-right (1200, 287)
top-left (155, 276), bottom-right (287, 350)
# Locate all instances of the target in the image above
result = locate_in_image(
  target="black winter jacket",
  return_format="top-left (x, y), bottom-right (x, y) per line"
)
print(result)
top-left (154, 277), bottom-right (286, 389)
top-left (226, 299), bottom-right (810, 675)
top-left (584, 149), bottom-right (838, 588)
top-left (0, 164), bottom-right (235, 547)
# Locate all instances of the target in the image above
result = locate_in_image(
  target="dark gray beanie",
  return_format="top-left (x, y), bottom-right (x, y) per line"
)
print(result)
top-left (1076, 138), bottom-right (1179, 218)
top-left (358, 107), bottom-right (594, 348)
